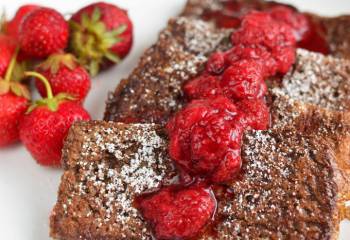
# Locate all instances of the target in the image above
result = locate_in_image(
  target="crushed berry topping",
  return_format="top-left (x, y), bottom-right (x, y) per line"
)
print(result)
top-left (224, 44), bottom-right (277, 77)
top-left (269, 6), bottom-right (309, 42)
top-left (201, 2), bottom-right (329, 55)
top-left (232, 11), bottom-right (296, 49)
top-left (206, 52), bottom-right (226, 75)
top-left (167, 96), bottom-right (243, 182)
top-left (138, 185), bottom-right (216, 240)
top-left (184, 75), bottom-right (223, 100)
top-left (221, 59), bottom-right (265, 100)
top-left (237, 99), bottom-right (270, 130)
top-left (139, 7), bottom-right (306, 239)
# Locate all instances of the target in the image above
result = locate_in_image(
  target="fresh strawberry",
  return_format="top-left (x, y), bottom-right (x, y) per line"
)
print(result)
top-left (6, 5), bottom-right (40, 38)
top-left (0, 48), bottom-right (30, 147)
top-left (70, 2), bottom-right (133, 75)
top-left (0, 35), bottom-right (16, 77)
top-left (19, 7), bottom-right (69, 58)
top-left (19, 71), bottom-right (90, 166)
top-left (138, 185), bottom-right (216, 240)
top-left (35, 53), bottom-right (91, 103)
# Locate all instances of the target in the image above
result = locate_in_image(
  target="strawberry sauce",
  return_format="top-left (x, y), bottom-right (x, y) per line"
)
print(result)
top-left (136, 3), bottom-right (324, 239)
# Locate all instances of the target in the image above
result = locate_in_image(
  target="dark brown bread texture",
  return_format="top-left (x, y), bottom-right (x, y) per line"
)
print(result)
top-left (211, 125), bottom-right (350, 240)
top-left (104, 17), bottom-right (231, 124)
top-left (50, 121), bottom-right (177, 240)
top-left (51, 117), bottom-right (350, 240)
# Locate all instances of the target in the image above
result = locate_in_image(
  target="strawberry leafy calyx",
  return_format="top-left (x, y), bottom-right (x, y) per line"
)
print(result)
top-left (38, 52), bottom-right (78, 74)
top-left (24, 71), bottom-right (76, 113)
top-left (0, 47), bottom-right (30, 99)
top-left (27, 92), bottom-right (75, 113)
top-left (69, 7), bottom-right (126, 76)
top-left (0, 80), bottom-right (30, 99)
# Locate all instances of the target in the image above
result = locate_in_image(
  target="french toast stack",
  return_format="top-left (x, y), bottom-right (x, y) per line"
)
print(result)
top-left (51, 1), bottom-right (350, 239)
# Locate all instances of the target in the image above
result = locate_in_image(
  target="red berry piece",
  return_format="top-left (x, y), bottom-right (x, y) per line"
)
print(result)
top-left (70, 2), bottom-right (133, 76)
top-left (269, 6), bottom-right (309, 42)
top-left (138, 185), bottom-right (216, 240)
top-left (224, 44), bottom-right (277, 77)
top-left (0, 48), bottom-right (30, 146)
top-left (0, 35), bottom-right (16, 77)
top-left (6, 4), bottom-right (40, 38)
top-left (237, 99), bottom-right (270, 130)
top-left (206, 52), bottom-right (226, 75)
top-left (210, 149), bottom-right (242, 183)
top-left (221, 59), bottom-right (265, 100)
top-left (19, 7), bottom-right (69, 58)
top-left (35, 53), bottom-right (91, 103)
top-left (167, 96), bottom-right (243, 182)
top-left (184, 75), bottom-right (223, 100)
top-left (232, 11), bottom-right (296, 49)
top-left (272, 46), bottom-right (296, 75)
top-left (20, 72), bottom-right (90, 166)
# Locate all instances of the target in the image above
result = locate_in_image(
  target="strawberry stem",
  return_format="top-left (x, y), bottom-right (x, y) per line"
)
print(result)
top-left (4, 47), bottom-right (19, 83)
top-left (25, 71), bottom-right (54, 99)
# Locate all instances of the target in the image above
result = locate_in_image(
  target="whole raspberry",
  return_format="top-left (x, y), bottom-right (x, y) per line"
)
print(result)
top-left (19, 7), bottom-right (69, 58)
top-left (184, 75), bottom-right (223, 100)
top-left (206, 52), bottom-right (226, 75)
top-left (237, 99), bottom-right (270, 130)
top-left (167, 96), bottom-right (243, 183)
top-left (221, 60), bottom-right (265, 100)
top-left (138, 185), bottom-right (216, 240)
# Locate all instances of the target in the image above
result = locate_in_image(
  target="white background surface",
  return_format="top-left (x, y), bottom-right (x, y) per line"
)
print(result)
top-left (0, 0), bottom-right (349, 239)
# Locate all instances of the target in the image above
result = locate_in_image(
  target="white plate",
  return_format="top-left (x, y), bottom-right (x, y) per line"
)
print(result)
top-left (0, 0), bottom-right (349, 239)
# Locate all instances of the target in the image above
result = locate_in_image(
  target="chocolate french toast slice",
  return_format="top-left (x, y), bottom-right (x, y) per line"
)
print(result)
top-left (51, 117), bottom-right (350, 239)
top-left (104, 17), bottom-right (231, 124)
top-left (50, 121), bottom-right (176, 240)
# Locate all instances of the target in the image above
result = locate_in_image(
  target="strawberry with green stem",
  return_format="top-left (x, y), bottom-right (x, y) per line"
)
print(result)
top-left (19, 71), bottom-right (90, 166)
top-left (69, 2), bottom-right (133, 76)
top-left (35, 53), bottom-right (91, 103)
top-left (0, 48), bottom-right (30, 147)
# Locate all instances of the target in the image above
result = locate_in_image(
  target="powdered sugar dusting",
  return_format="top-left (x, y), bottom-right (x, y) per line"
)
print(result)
top-left (105, 17), bottom-right (231, 123)
top-left (57, 122), bottom-right (175, 239)
top-left (278, 49), bottom-right (350, 111)
top-left (213, 129), bottom-right (337, 239)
